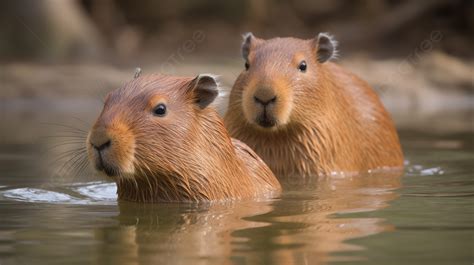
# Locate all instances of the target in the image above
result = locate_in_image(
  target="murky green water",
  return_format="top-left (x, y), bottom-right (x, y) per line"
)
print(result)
top-left (0, 100), bottom-right (472, 265)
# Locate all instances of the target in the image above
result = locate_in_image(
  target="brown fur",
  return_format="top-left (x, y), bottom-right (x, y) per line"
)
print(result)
top-left (87, 74), bottom-right (281, 202)
top-left (224, 35), bottom-right (404, 179)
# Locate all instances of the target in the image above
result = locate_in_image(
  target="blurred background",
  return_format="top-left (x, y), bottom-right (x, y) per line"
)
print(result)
top-left (0, 0), bottom-right (473, 146)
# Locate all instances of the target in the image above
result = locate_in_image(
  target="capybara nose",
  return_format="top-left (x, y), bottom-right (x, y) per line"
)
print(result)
top-left (91, 139), bottom-right (111, 152)
top-left (253, 88), bottom-right (277, 107)
top-left (254, 95), bottom-right (277, 106)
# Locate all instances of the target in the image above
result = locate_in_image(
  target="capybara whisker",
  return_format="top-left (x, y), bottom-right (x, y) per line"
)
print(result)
top-left (41, 122), bottom-right (89, 134)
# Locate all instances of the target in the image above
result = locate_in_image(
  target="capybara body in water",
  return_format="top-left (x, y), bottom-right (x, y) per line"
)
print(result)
top-left (224, 33), bottom-right (404, 178)
top-left (87, 73), bottom-right (281, 202)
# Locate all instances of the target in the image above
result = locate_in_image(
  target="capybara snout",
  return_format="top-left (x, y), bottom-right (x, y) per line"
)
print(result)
top-left (87, 110), bottom-right (136, 178)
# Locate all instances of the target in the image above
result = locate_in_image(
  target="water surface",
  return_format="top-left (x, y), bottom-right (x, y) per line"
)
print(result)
top-left (0, 102), bottom-right (472, 265)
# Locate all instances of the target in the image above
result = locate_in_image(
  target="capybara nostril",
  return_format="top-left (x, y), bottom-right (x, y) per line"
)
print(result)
top-left (254, 95), bottom-right (277, 106)
top-left (92, 139), bottom-right (111, 152)
top-left (89, 126), bottom-right (112, 152)
top-left (253, 88), bottom-right (277, 106)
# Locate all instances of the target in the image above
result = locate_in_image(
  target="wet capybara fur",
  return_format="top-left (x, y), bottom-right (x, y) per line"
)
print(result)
top-left (225, 33), bottom-right (404, 178)
top-left (87, 73), bottom-right (281, 202)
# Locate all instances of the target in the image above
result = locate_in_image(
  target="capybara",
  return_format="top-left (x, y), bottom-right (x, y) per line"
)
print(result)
top-left (224, 33), bottom-right (404, 178)
top-left (87, 73), bottom-right (281, 202)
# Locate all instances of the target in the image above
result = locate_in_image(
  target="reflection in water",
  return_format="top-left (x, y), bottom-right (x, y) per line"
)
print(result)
top-left (93, 171), bottom-right (401, 265)
top-left (98, 201), bottom-right (274, 265)
top-left (2, 151), bottom-right (472, 265)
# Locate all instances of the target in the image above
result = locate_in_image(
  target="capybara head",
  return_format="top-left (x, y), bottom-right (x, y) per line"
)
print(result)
top-left (86, 74), bottom-right (219, 179)
top-left (234, 33), bottom-right (337, 130)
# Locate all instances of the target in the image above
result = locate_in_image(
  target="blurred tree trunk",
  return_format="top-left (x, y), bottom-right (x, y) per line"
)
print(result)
top-left (0, 0), bottom-right (103, 61)
top-left (86, 0), bottom-right (141, 61)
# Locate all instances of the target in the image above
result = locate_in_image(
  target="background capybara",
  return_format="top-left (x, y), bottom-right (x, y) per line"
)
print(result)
top-left (225, 33), bottom-right (404, 178)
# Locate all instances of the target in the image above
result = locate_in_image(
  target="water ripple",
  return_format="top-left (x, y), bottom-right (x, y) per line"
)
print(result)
top-left (406, 165), bottom-right (445, 176)
top-left (0, 182), bottom-right (117, 205)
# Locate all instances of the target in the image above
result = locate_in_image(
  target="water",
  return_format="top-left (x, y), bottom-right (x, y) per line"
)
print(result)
top-left (0, 101), bottom-right (473, 265)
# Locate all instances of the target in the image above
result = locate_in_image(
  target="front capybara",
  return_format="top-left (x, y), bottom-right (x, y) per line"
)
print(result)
top-left (86, 73), bottom-right (281, 202)
top-left (224, 33), bottom-right (404, 178)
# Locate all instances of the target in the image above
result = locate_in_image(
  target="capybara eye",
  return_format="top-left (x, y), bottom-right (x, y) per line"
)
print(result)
top-left (245, 62), bottom-right (250, 70)
top-left (153, 104), bottom-right (167, 117)
top-left (298, 60), bottom-right (307, 72)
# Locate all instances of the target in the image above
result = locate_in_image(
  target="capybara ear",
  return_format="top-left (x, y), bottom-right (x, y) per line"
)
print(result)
top-left (189, 74), bottom-right (219, 109)
top-left (241, 32), bottom-right (259, 61)
top-left (314, 33), bottom-right (338, 63)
